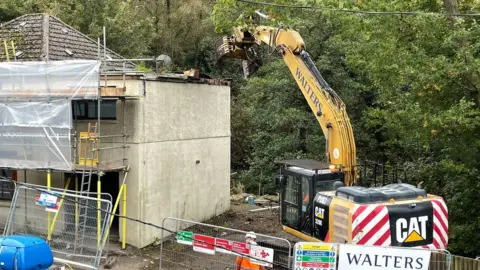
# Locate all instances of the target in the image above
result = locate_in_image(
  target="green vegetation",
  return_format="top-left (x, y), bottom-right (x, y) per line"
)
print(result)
top-left (1, 0), bottom-right (479, 257)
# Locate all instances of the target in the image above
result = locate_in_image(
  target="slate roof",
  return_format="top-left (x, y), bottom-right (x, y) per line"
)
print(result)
top-left (0, 13), bottom-right (135, 70)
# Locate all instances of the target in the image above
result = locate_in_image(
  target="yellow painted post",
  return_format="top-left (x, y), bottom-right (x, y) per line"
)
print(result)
top-left (122, 184), bottom-right (127, 250)
top-left (102, 184), bottom-right (125, 248)
top-left (49, 178), bottom-right (71, 234)
top-left (3, 41), bottom-right (9, 61)
top-left (47, 170), bottom-right (51, 241)
top-left (97, 178), bottom-right (101, 247)
top-left (75, 176), bottom-right (78, 243)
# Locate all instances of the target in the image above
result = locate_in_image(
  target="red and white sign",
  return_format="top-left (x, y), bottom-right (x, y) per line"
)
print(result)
top-left (215, 238), bottom-right (233, 254)
top-left (249, 245), bottom-right (274, 267)
top-left (46, 202), bottom-right (60, 213)
top-left (193, 234), bottom-right (215, 255)
top-left (232, 241), bottom-right (249, 256)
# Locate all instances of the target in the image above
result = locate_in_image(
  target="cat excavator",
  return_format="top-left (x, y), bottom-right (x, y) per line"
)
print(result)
top-left (216, 21), bottom-right (449, 250)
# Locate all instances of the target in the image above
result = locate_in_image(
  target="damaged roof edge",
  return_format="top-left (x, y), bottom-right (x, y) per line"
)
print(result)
top-left (149, 76), bottom-right (231, 86)
top-left (104, 73), bottom-right (232, 87)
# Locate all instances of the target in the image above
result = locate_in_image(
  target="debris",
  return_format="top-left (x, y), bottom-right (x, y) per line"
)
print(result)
top-left (103, 256), bottom-right (118, 269)
top-left (261, 194), bottom-right (279, 202)
top-left (253, 199), bottom-right (270, 204)
top-left (230, 194), bottom-right (244, 202)
top-left (249, 206), bottom-right (280, 213)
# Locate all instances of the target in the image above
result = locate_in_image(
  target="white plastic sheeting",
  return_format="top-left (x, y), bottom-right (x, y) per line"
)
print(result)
top-left (0, 60), bottom-right (101, 170)
top-left (0, 60), bottom-right (101, 99)
top-left (0, 100), bottom-right (72, 128)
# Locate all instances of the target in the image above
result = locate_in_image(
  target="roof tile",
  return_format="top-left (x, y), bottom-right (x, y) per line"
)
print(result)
top-left (0, 14), bottom-right (135, 69)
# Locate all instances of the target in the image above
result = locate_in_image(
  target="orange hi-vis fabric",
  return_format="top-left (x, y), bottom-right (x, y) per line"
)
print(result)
top-left (236, 256), bottom-right (265, 270)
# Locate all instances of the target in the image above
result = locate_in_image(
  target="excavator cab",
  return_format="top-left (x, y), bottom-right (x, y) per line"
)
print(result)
top-left (275, 159), bottom-right (344, 236)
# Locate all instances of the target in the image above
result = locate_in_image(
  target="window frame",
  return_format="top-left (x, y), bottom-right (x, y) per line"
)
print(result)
top-left (72, 100), bottom-right (117, 120)
top-left (0, 170), bottom-right (16, 201)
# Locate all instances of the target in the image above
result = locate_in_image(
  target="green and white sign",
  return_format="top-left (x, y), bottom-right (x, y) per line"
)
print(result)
top-left (177, 231), bottom-right (193, 245)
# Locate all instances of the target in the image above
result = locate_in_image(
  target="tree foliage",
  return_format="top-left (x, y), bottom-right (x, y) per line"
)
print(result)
top-left (1, 0), bottom-right (479, 257)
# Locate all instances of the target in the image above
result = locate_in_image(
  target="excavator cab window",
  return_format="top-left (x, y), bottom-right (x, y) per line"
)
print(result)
top-left (277, 159), bottom-right (344, 237)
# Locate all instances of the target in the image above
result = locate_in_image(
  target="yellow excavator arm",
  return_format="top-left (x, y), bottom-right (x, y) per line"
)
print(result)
top-left (216, 25), bottom-right (358, 186)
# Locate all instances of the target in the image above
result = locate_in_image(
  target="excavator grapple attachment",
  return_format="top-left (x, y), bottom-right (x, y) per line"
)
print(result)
top-left (215, 35), bottom-right (262, 78)
top-left (215, 36), bottom-right (247, 62)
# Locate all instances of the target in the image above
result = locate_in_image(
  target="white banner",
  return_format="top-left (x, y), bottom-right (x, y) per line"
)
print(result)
top-left (338, 245), bottom-right (431, 270)
top-left (249, 245), bottom-right (274, 267)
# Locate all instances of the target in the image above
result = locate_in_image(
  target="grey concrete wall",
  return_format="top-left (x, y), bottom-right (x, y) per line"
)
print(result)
top-left (123, 81), bottom-right (231, 247)
top-left (71, 78), bottom-right (230, 248)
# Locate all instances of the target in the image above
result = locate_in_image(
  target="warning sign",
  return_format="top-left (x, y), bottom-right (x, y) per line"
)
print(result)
top-left (249, 244), bottom-right (274, 267)
top-left (35, 192), bottom-right (58, 208)
top-left (46, 202), bottom-right (60, 213)
top-left (294, 242), bottom-right (337, 270)
top-left (193, 234), bottom-right (215, 255)
top-left (232, 241), bottom-right (249, 256)
top-left (215, 238), bottom-right (233, 254)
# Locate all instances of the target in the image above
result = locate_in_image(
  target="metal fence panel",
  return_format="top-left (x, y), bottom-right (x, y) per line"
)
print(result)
top-left (11, 182), bottom-right (115, 260)
top-left (4, 185), bottom-right (112, 269)
top-left (429, 249), bottom-right (452, 270)
top-left (159, 217), bottom-right (292, 270)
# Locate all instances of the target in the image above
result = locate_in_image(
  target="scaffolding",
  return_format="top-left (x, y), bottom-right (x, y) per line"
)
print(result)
top-left (0, 28), bottom-right (157, 262)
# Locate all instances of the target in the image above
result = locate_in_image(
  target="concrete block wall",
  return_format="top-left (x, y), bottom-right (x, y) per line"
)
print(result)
top-left (76, 78), bottom-right (231, 248)
top-left (127, 81), bottom-right (231, 247)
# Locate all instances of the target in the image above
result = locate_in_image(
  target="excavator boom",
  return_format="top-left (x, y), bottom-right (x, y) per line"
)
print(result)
top-left (216, 25), bottom-right (357, 186)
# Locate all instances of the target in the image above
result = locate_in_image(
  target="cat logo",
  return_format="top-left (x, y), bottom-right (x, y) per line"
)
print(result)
top-left (396, 216), bottom-right (428, 243)
top-left (315, 206), bottom-right (325, 219)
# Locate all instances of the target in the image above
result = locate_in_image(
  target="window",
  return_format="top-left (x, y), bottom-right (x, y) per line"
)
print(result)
top-left (315, 180), bottom-right (336, 193)
top-left (73, 100), bottom-right (117, 120)
top-left (0, 170), bottom-right (16, 200)
top-left (284, 175), bottom-right (299, 205)
top-left (284, 175), bottom-right (300, 226)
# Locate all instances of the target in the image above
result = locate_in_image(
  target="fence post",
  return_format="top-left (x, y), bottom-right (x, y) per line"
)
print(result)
top-left (122, 184), bottom-right (127, 250)
top-left (47, 169), bottom-right (52, 241)
top-left (97, 177), bottom-right (101, 248)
